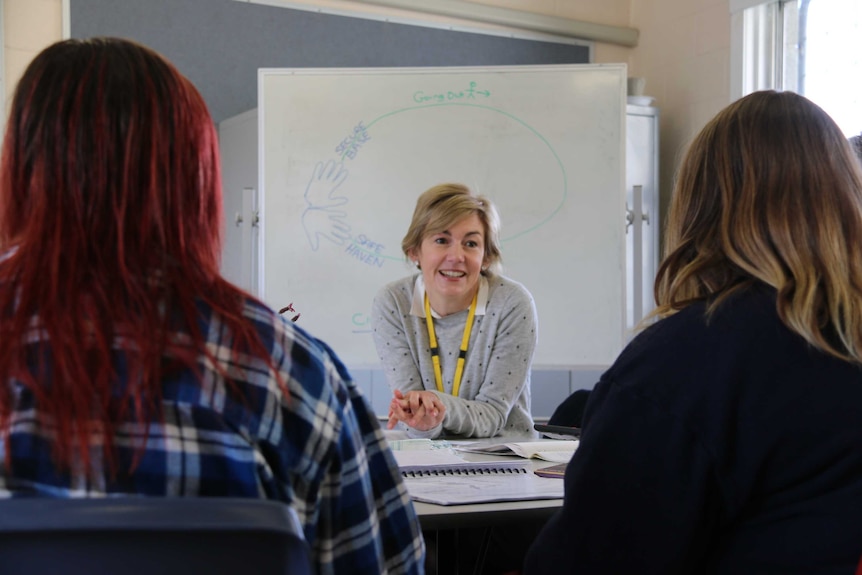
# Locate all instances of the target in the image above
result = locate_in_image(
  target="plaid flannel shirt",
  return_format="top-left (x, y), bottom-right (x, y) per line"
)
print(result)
top-left (0, 297), bottom-right (425, 575)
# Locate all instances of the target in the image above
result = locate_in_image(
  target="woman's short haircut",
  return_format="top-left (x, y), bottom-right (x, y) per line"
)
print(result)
top-left (401, 183), bottom-right (502, 275)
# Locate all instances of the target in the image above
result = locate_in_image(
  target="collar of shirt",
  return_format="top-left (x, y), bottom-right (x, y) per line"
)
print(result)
top-left (410, 274), bottom-right (489, 318)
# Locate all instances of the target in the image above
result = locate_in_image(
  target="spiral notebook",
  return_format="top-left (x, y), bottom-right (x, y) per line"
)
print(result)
top-left (393, 450), bottom-right (564, 505)
top-left (394, 450), bottom-right (530, 475)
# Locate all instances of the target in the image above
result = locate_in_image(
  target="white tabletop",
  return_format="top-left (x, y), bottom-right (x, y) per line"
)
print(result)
top-left (386, 432), bottom-right (566, 530)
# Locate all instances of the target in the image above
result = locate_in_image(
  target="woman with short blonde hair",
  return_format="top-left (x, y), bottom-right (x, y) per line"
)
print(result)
top-left (372, 182), bottom-right (538, 439)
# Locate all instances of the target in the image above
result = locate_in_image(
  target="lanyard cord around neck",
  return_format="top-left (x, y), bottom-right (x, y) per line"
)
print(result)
top-left (424, 290), bottom-right (478, 397)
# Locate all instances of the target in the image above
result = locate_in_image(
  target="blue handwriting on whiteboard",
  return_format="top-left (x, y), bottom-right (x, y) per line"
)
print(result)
top-left (345, 234), bottom-right (385, 268)
top-left (413, 81), bottom-right (491, 104)
top-left (335, 121), bottom-right (371, 160)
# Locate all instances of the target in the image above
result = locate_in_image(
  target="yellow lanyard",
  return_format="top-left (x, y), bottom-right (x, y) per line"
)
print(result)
top-left (424, 290), bottom-right (477, 397)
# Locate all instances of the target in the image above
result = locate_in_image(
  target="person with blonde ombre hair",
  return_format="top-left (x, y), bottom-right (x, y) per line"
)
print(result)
top-left (655, 92), bottom-right (862, 363)
top-left (525, 91), bottom-right (862, 574)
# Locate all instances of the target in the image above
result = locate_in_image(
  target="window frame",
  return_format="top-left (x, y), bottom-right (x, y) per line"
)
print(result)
top-left (731, 0), bottom-right (785, 100)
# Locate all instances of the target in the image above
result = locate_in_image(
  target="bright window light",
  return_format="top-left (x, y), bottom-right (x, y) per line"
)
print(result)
top-left (793, 0), bottom-right (862, 137)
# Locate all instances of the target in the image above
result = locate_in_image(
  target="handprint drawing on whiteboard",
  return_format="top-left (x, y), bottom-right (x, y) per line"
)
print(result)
top-left (303, 207), bottom-right (351, 250)
top-left (305, 160), bottom-right (349, 207)
top-left (302, 160), bottom-right (352, 250)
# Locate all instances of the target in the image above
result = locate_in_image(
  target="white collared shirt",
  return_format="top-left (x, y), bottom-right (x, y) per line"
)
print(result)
top-left (409, 274), bottom-right (489, 318)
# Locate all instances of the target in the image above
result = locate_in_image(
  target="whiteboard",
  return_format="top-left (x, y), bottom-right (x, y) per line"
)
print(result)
top-left (258, 64), bottom-right (627, 368)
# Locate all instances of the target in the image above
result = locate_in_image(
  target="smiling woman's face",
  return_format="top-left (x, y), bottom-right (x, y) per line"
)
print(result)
top-left (410, 213), bottom-right (486, 317)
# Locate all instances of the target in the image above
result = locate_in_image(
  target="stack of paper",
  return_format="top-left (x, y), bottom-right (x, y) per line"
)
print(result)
top-left (401, 471), bottom-right (564, 505)
top-left (391, 446), bottom-right (563, 505)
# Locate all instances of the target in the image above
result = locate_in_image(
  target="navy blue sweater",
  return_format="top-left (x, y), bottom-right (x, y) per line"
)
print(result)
top-left (525, 287), bottom-right (862, 574)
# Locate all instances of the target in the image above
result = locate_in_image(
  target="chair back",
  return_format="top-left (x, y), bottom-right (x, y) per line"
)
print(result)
top-left (0, 497), bottom-right (311, 575)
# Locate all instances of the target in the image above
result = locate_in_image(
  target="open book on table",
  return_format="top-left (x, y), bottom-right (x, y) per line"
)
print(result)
top-left (455, 439), bottom-right (579, 463)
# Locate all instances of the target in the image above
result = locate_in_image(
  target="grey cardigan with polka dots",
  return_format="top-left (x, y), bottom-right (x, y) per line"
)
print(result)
top-left (371, 273), bottom-right (538, 439)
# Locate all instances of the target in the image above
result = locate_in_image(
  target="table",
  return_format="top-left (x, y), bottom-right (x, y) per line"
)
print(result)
top-left (412, 455), bottom-right (564, 529)
top-left (414, 496), bottom-right (562, 530)
top-left (405, 448), bottom-right (565, 574)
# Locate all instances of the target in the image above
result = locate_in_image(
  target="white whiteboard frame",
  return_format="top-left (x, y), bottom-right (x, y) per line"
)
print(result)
top-left (258, 64), bottom-right (628, 370)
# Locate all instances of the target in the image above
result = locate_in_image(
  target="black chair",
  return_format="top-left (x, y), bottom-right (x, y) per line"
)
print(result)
top-left (548, 389), bottom-right (591, 428)
top-left (0, 497), bottom-right (312, 575)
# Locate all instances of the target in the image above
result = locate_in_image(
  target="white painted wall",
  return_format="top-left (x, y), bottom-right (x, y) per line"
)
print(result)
top-left (3, 0), bottom-right (63, 104)
top-left (218, 108), bottom-right (259, 291)
top-left (630, 0), bottom-right (732, 218)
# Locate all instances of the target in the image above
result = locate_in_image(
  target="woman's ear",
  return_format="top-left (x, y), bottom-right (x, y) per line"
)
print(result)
top-left (407, 248), bottom-right (419, 267)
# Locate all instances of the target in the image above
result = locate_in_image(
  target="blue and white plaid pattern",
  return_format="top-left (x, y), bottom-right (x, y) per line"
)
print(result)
top-left (0, 297), bottom-right (425, 575)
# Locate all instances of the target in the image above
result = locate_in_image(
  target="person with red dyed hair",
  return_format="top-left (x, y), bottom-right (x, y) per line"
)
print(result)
top-left (0, 37), bottom-right (424, 575)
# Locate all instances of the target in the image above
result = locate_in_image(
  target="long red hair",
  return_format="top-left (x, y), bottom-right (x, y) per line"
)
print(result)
top-left (0, 38), bottom-right (272, 472)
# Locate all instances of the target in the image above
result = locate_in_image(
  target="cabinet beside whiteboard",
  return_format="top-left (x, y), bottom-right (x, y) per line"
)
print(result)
top-left (626, 103), bottom-right (660, 336)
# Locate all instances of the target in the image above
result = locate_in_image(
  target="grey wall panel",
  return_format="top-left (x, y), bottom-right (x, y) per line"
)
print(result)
top-left (70, 0), bottom-right (590, 123)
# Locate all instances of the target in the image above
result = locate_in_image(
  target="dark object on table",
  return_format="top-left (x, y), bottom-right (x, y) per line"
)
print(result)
top-left (534, 463), bottom-right (567, 479)
top-left (548, 389), bottom-right (591, 427)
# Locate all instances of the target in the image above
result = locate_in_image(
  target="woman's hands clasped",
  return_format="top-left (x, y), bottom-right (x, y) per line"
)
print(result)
top-left (387, 389), bottom-right (446, 431)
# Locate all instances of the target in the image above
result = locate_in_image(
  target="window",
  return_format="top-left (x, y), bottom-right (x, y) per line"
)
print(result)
top-left (735, 0), bottom-right (862, 137)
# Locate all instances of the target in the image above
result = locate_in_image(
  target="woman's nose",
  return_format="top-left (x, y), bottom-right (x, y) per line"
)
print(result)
top-left (446, 244), bottom-right (465, 261)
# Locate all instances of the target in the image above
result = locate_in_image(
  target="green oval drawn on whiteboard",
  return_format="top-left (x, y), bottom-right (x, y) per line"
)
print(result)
top-left (339, 102), bottom-right (568, 262)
